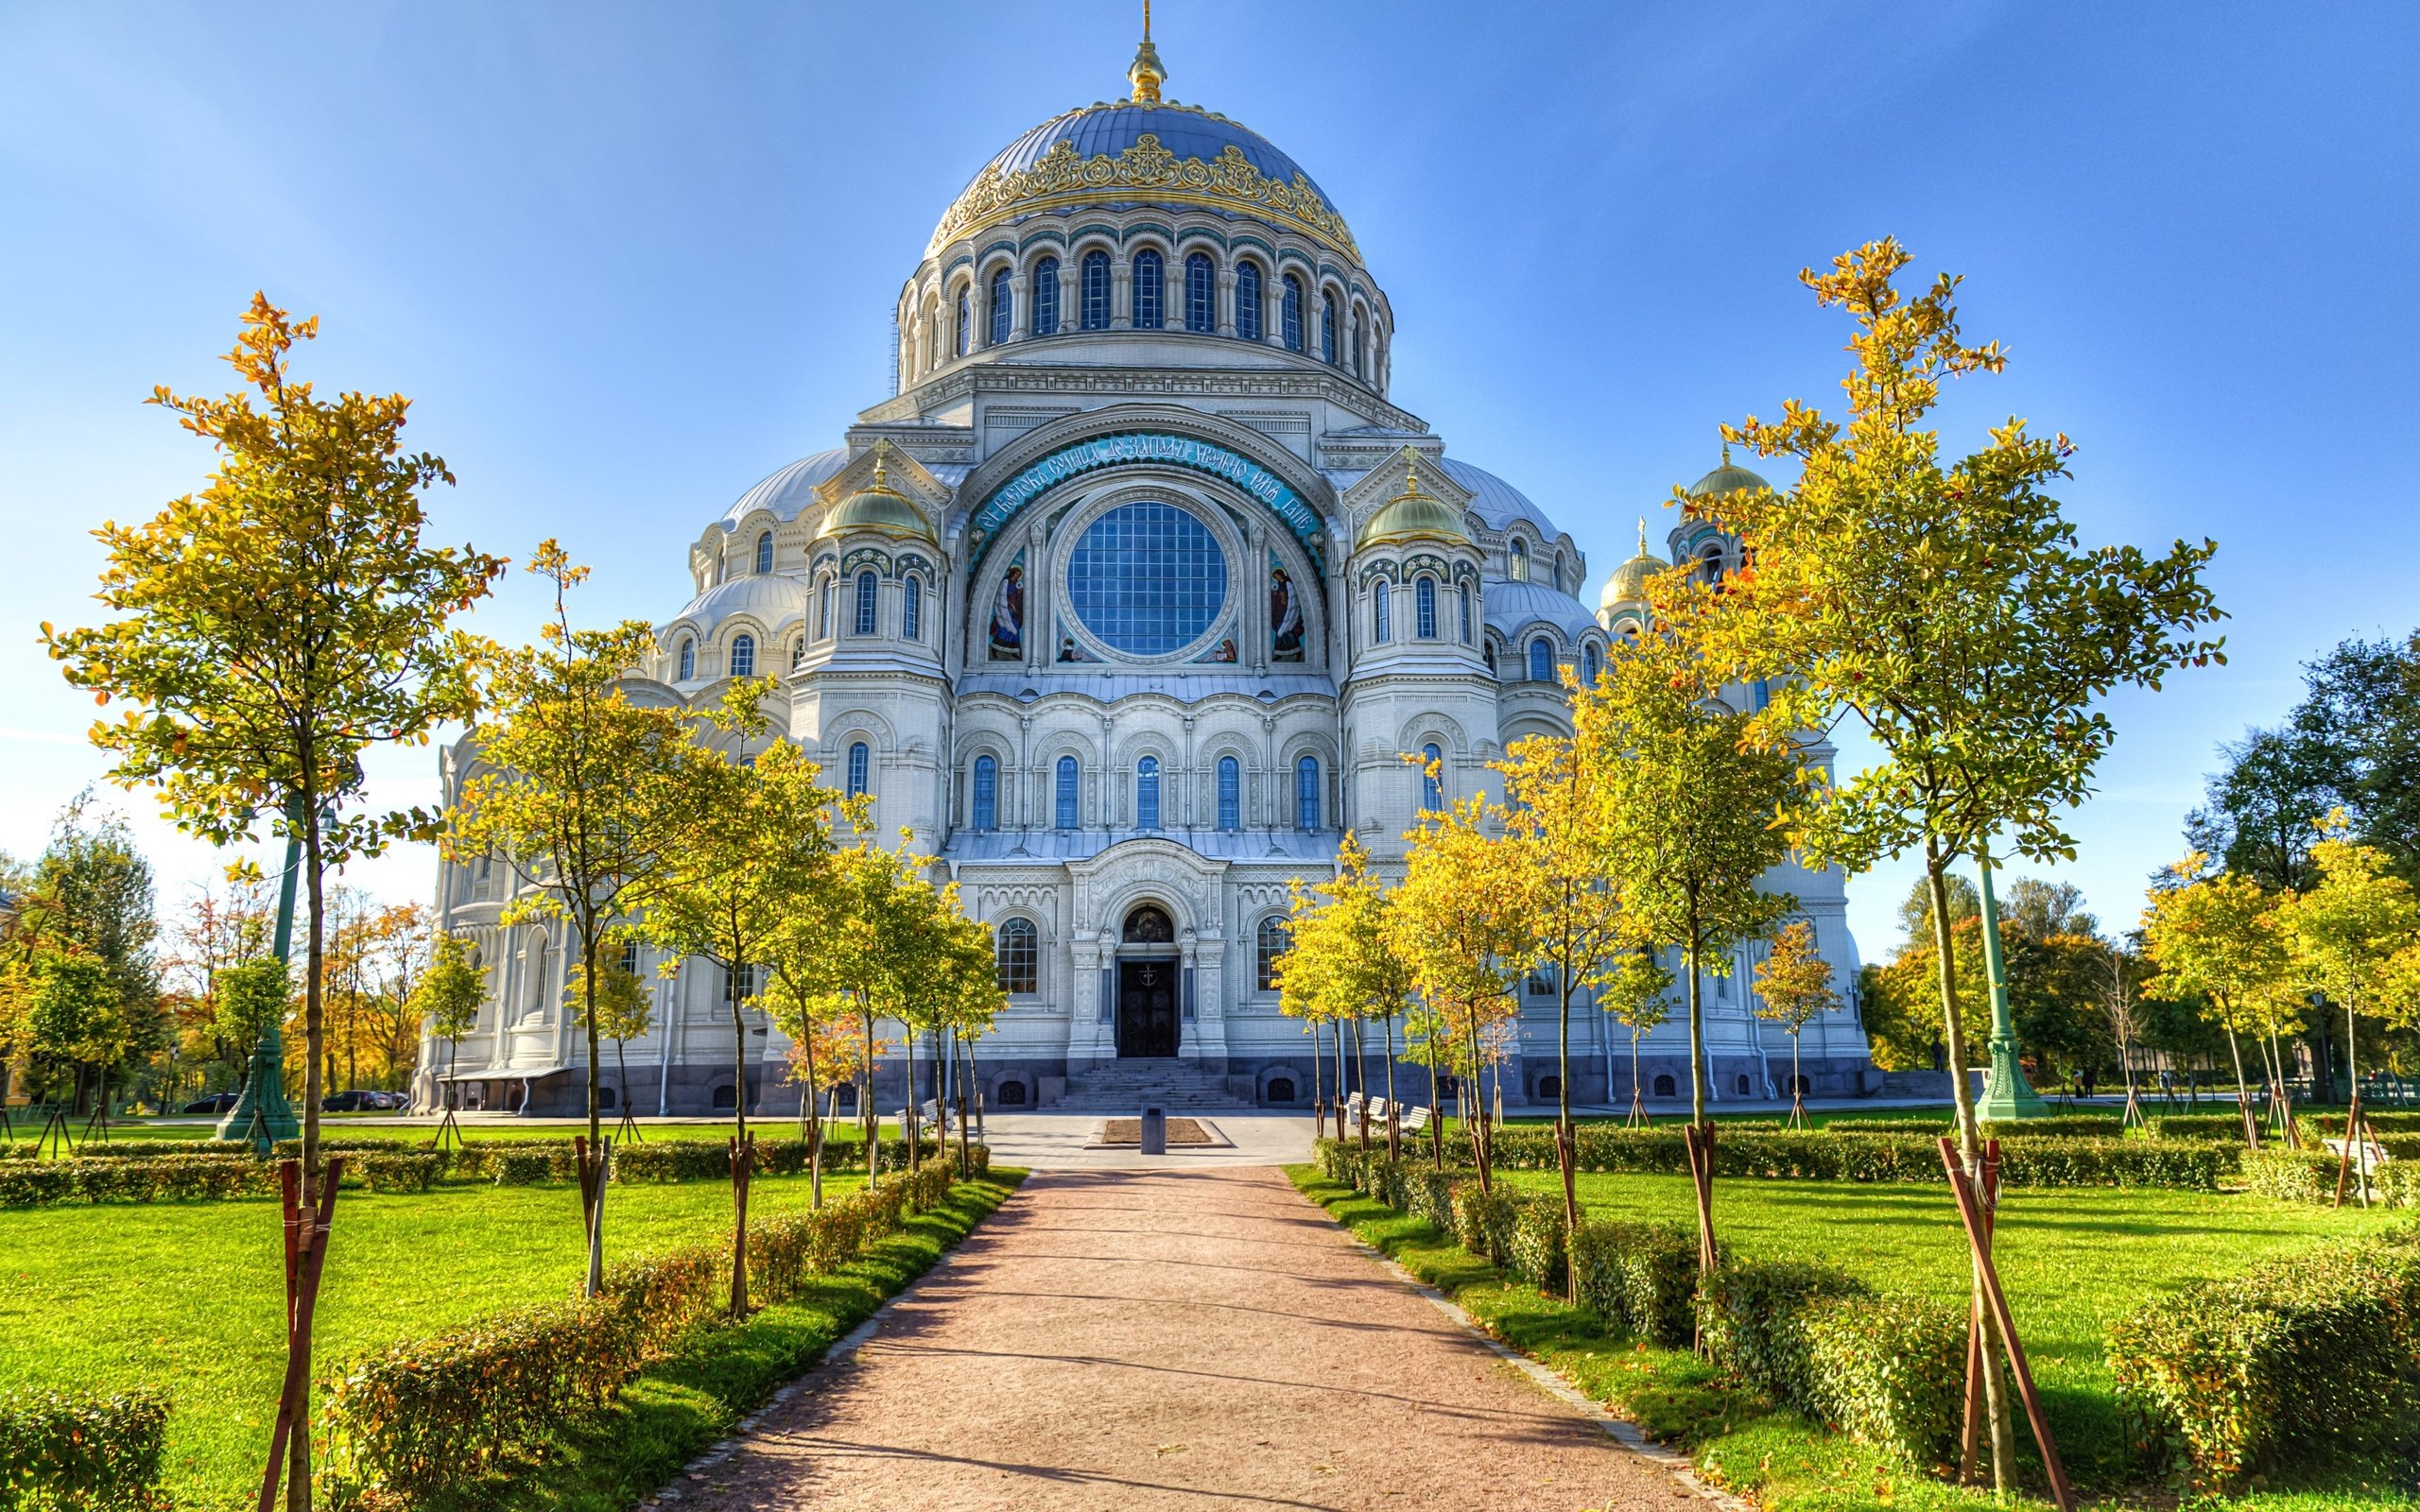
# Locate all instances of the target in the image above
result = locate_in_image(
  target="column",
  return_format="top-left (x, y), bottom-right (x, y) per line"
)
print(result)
top-left (1058, 262), bottom-right (1077, 333)
top-left (1112, 256), bottom-right (1132, 330)
top-left (1216, 267), bottom-right (1237, 337)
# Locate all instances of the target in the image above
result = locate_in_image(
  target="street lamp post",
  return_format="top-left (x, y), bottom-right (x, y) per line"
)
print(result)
top-left (214, 805), bottom-right (304, 1149)
top-left (1975, 839), bottom-right (2048, 1121)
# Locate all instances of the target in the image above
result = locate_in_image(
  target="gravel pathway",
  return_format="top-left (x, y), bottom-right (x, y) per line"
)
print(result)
top-left (662, 1166), bottom-right (1693, 1511)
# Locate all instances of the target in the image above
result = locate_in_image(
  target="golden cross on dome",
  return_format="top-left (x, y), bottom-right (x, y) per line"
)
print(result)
top-left (1129, 0), bottom-right (1167, 104)
top-left (872, 441), bottom-right (892, 491)
top-left (1637, 518), bottom-right (1649, 556)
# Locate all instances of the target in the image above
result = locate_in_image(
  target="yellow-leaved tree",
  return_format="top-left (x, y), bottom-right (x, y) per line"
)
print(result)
top-left (1753, 919), bottom-right (1840, 1129)
top-left (2139, 858), bottom-right (2299, 1148)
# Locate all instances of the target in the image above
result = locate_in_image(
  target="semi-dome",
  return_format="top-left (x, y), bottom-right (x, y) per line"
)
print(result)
top-left (816, 455), bottom-right (935, 543)
top-left (665, 574), bottom-right (807, 638)
top-left (1686, 447), bottom-right (1772, 500)
top-left (1485, 579), bottom-right (1599, 643)
top-left (1599, 521), bottom-right (1672, 610)
top-left (723, 448), bottom-right (849, 526)
top-left (1358, 460), bottom-right (1471, 550)
top-left (928, 26), bottom-right (1356, 259)
top-left (1435, 457), bottom-right (1558, 537)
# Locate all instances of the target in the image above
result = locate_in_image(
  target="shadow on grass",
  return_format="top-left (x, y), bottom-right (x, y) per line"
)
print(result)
top-left (414, 1171), bottom-right (1026, 1512)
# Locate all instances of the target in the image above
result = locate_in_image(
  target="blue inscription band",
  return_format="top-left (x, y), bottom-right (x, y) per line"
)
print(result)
top-left (971, 431), bottom-right (1324, 570)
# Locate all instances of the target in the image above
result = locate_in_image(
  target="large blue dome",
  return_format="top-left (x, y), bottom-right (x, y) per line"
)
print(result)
top-left (973, 103), bottom-right (1332, 213)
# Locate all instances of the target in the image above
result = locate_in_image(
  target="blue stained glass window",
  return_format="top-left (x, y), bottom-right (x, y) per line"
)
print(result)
top-left (1236, 262), bottom-right (1262, 341)
top-left (1320, 296), bottom-right (1337, 364)
top-left (753, 531), bottom-right (772, 575)
top-left (1352, 311), bottom-right (1364, 375)
top-left (1080, 251), bottom-right (1111, 330)
top-left (1136, 755), bottom-right (1160, 830)
top-left (1256, 916), bottom-right (1288, 991)
top-left (955, 289), bottom-right (969, 357)
top-left (729, 634), bottom-right (754, 678)
top-left (972, 755), bottom-right (997, 832)
top-left (1530, 637), bottom-right (1554, 682)
top-left (1584, 644), bottom-right (1602, 686)
top-left (1422, 743), bottom-right (1443, 812)
top-left (995, 918), bottom-right (1037, 994)
top-left (1055, 755), bottom-right (1079, 829)
top-left (855, 571), bottom-right (878, 635)
top-left (989, 266), bottom-right (1011, 346)
top-left (1295, 756), bottom-right (1321, 831)
top-left (1459, 581), bottom-right (1473, 644)
top-left (1510, 538), bottom-right (1529, 581)
top-left (1416, 576), bottom-right (1437, 638)
top-left (1033, 257), bottom-right (1061, 335)
top-left (677, 638), bottom-right (694, 680)
top-left (1281, 274), bottom-right (1304, 352)
top-left (1217, 755), bottom-right (1239, 832)
top-left (903, 575), bottom-right (921, 642)
top-left (819, 577), bottom-right (834, 639)
top-left (846, 741), bottom-right (870, 798)
top-left (1132, 249), bottom-right (1163, 329)
top-left (1184, 253), bottom-right (1214, 333)
top-left (1065, 502), bottom-right (1228, 656)
top-left (1373, 582), bottom-right (1390, 643)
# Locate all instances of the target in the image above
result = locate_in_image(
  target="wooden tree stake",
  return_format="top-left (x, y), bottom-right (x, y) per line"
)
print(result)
top-left (257, 1156), bottom-right (342, 1512)
top-left (1937, 1139), bottom-right (2073, 1512)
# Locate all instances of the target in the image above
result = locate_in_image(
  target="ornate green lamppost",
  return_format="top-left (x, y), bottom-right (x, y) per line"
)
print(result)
top-left (214, 807), bottom-right (303, 1150)
top-left (1974, 841), bottom-right (2048, 1121)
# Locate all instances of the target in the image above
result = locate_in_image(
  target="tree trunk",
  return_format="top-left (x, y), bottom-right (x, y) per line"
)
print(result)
top-left (2225, 1024), bottom-right (2258, 1150)
top-left (1424, 1034), bottom-right (1443, 1171)
top-left (1382, 1011), bottom-right (1401, 1162)
top-left (1683, 926), bottom-right (1717, 1298)
top-left (580, 919), bottom-right (604, 1297)
top-left (291, 795), bottom-right (326, 1512)
top-left (860, 995), bottom-right (879, 1189)
top-left (1352, 1018), bottom-right (1370, 1153)
top-left (1310, 1014), bottom-right (1325, 1140)
top-left (1464, 1008), bottom-right (1491, 1191)
top-left (1556, 973), bottom-right (1579, 1298)
top-left (801, 1021), bottom-right (822, 1210)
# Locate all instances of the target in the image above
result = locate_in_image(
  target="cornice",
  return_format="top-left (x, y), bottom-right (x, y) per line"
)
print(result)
top-left (863, 358), bottom-right (1424, 435)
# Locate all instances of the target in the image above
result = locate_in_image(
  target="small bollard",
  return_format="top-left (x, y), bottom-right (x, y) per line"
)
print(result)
top-left (1139, 1104), bottom-right (1167, 1156)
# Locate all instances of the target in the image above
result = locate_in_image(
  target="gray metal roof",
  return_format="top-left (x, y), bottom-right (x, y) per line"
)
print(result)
top-left (721, 449), bottom-right (850, 526)
top-left (1437, 457), bottom-right (1559, 537)
top-left (1484, 578), bottom-right (1599, 642)
top-left (954, 670), bottom-right (1337, 702)
top-left (942, 829), bottom-right (1343, 865)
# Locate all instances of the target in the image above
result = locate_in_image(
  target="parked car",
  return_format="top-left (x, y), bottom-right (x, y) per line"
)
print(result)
top-left (320, 1091), bottom-right (386, 1112)
top-left (182, 1091), bottom-right (239, 1115)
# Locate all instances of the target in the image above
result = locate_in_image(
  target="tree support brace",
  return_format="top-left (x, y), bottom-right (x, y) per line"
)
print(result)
top-left (1938, 1138), bottom-right (2072, 1511)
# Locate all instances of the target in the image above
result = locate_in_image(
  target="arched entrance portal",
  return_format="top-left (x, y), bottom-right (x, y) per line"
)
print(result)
top-left (1117, 904), bottom-right (1180, 1057)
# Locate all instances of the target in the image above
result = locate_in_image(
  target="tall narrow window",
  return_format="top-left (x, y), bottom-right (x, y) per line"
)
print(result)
top-left (818, 576), bottom-right (835, 639)
top-left (1131, 249), bottom-right (1163, 329)
top-left (1281, 274), bottom-right (1304, 352)
top-left (789, 636), bottom-right (804, 670)
top-left (1217, 755), bottom-right (1240, 832)
top-left (1699, 545), bottom-right (1724, 587)
top-left (1415, 576), bottom-right (1437, 638)
top-left (1510, 538), bottom-right (1529, 581)
top-left (846, 741), bottom-right (871, 799)
top-left (1184, 253), bottom-right (1214, 332)
top-left (753, 530), bottom-right (773, 575)
top-left (1352, 311), bottom-right (1364, 376)
top-left (1135, 755), bottom-right (1160, 830)
top-left (1033, 256), bottom-right (1061, 335)
top-left (617, 938), bottom-right (642, 978)
top-left (1255, 916), bottom-right (1289, 992)
top-left (1320, 295), bottom-right (1338, 364)
top-left (988, 266), bottom-right (1011, 346)
top-left (1530, 637), bottom-right (1554, 682)
top-left (676, 638), bottom-right (695, 680)
top-left (995, 918), bottom-right (1038, 994)
top-left (1422, 743), bottom-right (1444, 812)
top-left (1080, 251), bottom-right (1111, 330)
top-left (1236, 261), bottom-right (1262, 341)
top-left (1583, 644), bottom-right (1602, 686)
top-left (1458, 580), bottom-right (1474, 644)
top-left (1295, 756), bottom-right (1321, 831)
top-left (1373, 582), bottom-right (1391, 643)
top-left (1055, 755), bottom-right (1080, 829)
top-left (902, 575), bottom-right (922, 642)
top-left (955, 289), bottom-right (969, 357)
top-left (854, 571), bottom-right (877, 635)
top-left (972, 754), bottom-right (997, 832)
top-left (728, 634), bottom-right (754, 678)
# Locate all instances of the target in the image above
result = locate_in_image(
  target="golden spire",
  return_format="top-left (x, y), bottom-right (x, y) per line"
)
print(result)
top-left (1721, 440), bottom-right (1733, 466)
top-left (1636, 518), bottom-right (1649, 557)
top-left (1129, 0), bottom-right (1167, 104)
top-left (1391, 448), bottom-right (1430, 503)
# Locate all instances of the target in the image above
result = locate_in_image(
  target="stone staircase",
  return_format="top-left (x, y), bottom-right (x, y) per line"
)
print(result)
top-left (1055, 1057), bottom-right (1251, 1111)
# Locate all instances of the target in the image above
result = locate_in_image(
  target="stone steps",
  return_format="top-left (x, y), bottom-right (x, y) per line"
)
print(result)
top-left (1056, 1058), bottom-right (1252, 1111)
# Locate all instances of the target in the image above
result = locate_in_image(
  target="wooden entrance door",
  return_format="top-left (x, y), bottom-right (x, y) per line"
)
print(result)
top-left (1117, 959), bottom-right (1179, 1057)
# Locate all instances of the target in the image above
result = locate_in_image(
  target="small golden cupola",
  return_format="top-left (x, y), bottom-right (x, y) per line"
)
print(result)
top-left (1128, 1), bottom-right (1167, 104)
top-left (816, 444), bottom-right (935, 543)
top-left (1357, 454), bottom-right (1472, 551)
top-left (1600, 519), bottom-right (1672, 611)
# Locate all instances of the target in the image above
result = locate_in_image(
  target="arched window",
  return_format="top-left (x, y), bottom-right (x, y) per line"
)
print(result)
top-left (1236, 261), bottom-right (1262, 341)
top-left (902, 575), bottom-right (921, 642)
top-left (1373, 582), bottom-right (1391, 643)
top-left (1135, 755), bottom-right (1160, 830)
top-left (789, 636), bottom-right (804, 670)
top-left (1510, 538), bottom-right (1530, 582)
top-left (846, 741), bottom-right (870, 799)
top-left (1530, 637), bottom-right (1554, 682)
top-left (1032, 255), bottom-right (1061, 335)
top-left (854, 571), bottom-right (877, 635)
top-left (954, 287), bottom-right (969, 357)
top-left (1131, 248), bottom-right (1163, 329)
top-left (995, 1077), bottom-right (1028, 1106)
top-left (676, 638), bottom-right (695, 680)
top-left (1554, 549), bottom-right (1566, 589)
top-left (818, 576), bottom-right (835, 639)
top-left (1652, 1073), bottom-right (1677, 1098)
top-left (617, 937), bottom-right (642, 978)
top-left (1352, 310), bottom-right (1364, 377)
top-left (971, 754), bottom-right (997, 832)
top-left (1699, 544), bottom-right (1724, 587)
top-left (1080, 250), bottom-right (1111, 330)
top-left (1415, 576), bottom-right (1438, 639)
top-left (1422, 742), bottom-right (1443, 812)
top-left (1319, 295), bottom-right (1338, 364)
top-left (995, 918), bottom-right (1038, 994)
top-left (1458, 580), bottom-right (1474, 644)
top-left (1281, 274), bottom-right (1305, 352)
top-left (753, 530), bottom-right (773, 575)
top-left (1055, 755), bottom-right (1080, 829)
top-left (1184, 252), bottom-right (1214, 333)
top-left (1583, 643), bottom-right (1602, 686)
top-left (1295, 755), bottom-right (1321, 831)
top-left (1217, 755), bottom-right (1239, 832)
top-left (728, 634), bottom-right (755, 678)
top-left (1255, 916), bottom-right (1290, 991)
top-left (988, 266), bottom-right (1011, 346)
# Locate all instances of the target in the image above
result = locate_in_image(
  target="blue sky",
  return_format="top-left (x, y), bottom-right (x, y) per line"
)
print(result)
top-left (1, 2), bottom-right (2413, 960)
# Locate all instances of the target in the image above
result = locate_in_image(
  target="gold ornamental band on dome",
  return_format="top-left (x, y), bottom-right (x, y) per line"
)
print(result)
top-left (926, 129), bottom-right (1362, 264)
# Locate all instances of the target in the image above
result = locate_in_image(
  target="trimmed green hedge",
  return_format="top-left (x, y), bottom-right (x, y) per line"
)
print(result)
top-left (1472, 1125), bottom-right (2229, 1190)
top-left (1568, 1218), bottom-right (1703, 1348)
top-left (0, 1388), bottom-right (169, 1511)
top-left (2239, 1145), bottom-right (2420, 1208)
top-left (0, 1157), bottom-right (281, 1207)
top-left (2106, 1228), bottom-right (2420, 1488)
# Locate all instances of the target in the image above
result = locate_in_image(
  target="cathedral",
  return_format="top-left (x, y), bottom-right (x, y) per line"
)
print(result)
top-left (416, 25), bottom-right (1874, 1118)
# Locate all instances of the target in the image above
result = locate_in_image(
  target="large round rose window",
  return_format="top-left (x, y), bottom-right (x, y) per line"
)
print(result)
top-left (1064, 501), bottom-right (1228, 656)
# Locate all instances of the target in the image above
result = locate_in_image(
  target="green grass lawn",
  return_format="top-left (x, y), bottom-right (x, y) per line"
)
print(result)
top-left (0, 1168), bottom-right (875, 1508)
top-left (1293, 1165), bottom-right (2418, 1509)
